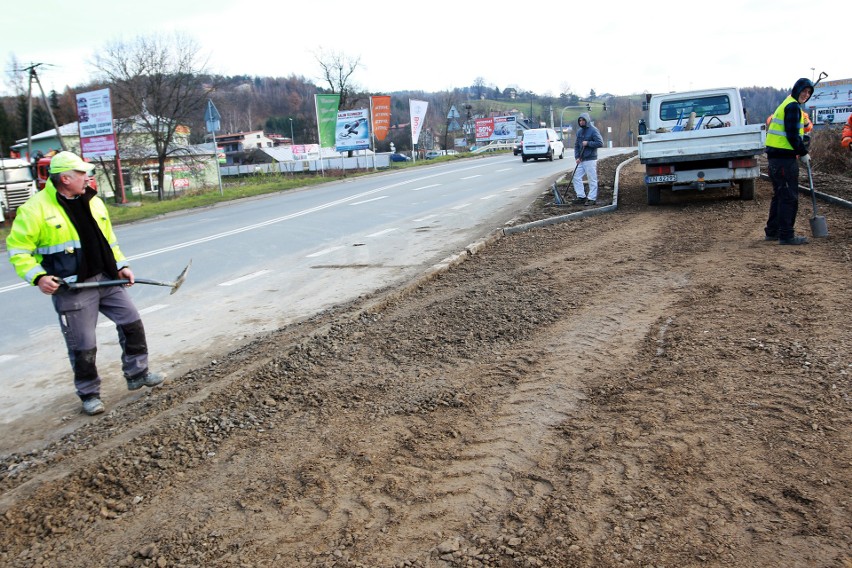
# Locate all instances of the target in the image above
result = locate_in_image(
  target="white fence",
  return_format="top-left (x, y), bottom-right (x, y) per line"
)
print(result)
top-left (221, 154), bottom-right (391, 176)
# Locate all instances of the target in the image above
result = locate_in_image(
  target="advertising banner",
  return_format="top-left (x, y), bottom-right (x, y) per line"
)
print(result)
top-left (315, 94), bottom-right (341, 148)
top-left (76, 88), bottom-right (116, 160)
top-left (807, 78), bottom-right (852, 125)
top-left (335, 108), bottom-right (371, 152)
top-left (409, 99), bottom-right (428, 144)
top-left (475, 116), bottom-right (516, 142)
top-left (371, 96), bottom-right (391, 142)
top-left (492, 116), bottom-right (517, 140)
top-left (475, 118), bottom-right (494, 142)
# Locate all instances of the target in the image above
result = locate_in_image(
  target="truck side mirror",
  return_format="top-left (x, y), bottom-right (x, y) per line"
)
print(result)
top-left (642, 102), bottom-right (649, 112)
top-left (638, 119), bottom-right (647, 136)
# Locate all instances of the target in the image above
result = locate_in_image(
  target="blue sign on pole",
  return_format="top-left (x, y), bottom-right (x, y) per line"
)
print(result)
top-left (205, 100), bottom-right (221, 133)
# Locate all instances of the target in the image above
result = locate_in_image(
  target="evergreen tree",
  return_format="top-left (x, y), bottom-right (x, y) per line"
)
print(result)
top-left (0, 103), bottom-right (14, 154)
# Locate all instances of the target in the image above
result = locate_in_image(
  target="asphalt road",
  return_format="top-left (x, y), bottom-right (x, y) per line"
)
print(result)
top-left (0, 149), bottom-right (629, 432)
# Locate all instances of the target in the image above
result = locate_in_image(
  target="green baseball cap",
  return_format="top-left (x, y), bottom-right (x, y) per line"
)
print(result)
top-left (48, 151), bottom-right (95, 174)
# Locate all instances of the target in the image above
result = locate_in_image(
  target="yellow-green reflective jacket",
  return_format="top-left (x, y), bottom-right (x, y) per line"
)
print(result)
top-left (6, 180), bottom-right (127, 285)
top-left (766, 95), bottom-right (805, 151)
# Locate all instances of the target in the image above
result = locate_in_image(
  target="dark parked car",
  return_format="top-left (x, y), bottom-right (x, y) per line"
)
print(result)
top-left (389, 153), bottom-right (411, 162)
top-left (512, 139), bottom-right (523, 156)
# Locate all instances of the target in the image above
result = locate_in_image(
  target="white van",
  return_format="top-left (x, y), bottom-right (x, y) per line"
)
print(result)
top-left (521, 128), bottom-right (564, 162)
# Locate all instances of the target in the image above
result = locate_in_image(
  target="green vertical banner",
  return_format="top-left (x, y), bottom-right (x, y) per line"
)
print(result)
top-left (315, 94), bottom-right (341, 149)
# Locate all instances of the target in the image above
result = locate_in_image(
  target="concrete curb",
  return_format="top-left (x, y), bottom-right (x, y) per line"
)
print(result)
top-left (503, 154), bottom-right (640, 235)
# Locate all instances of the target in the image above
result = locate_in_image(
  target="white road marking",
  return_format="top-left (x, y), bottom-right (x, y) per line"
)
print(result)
top-left (451, 203), bottom-right (472, 210)
top-left (0, 282), bottom-right (28, 293)
top-left (410, 184), bottom-right (440, 191)
top-left (98, 304), bottom-right (169, 327)
top-left (461, 175), bottom-right (482, 180)
top-left (366, 228), bottom-right (399, 238)
top-left (29, 326), bottom-right (55, 340)
top-left (350, 196), bottom-right (389, 205)
top-left (306, 246), bottom-right (346, 258)
top-left (219, 270), bottom-right (272, 287)
top-left (0, 354), bottom-right (19, 364)
top-left (480, 194), bottom-right (498, 200)
top-left (140, 304), bottom-right (169, 315)
top-left (413, 214), bottom-right (438, 222)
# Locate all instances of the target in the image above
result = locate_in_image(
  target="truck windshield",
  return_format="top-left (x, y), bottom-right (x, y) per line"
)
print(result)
top-left (660, 95), bottom-right (731, 121)
top-left (0, 167), bottom-right (34, 184)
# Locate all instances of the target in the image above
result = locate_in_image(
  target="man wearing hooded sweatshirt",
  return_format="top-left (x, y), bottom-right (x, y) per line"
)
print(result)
top-left (764, 78), bottom-right (814, 245)
top-left (571, 113), bottom-right (604, 205)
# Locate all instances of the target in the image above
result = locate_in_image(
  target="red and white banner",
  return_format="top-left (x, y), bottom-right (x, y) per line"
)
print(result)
top-left (475, 118), bottom-right (494, 141)
top-left (76, 88), bottom-right (117, 160)
top-left (409, 99), bottom-right (428, 144)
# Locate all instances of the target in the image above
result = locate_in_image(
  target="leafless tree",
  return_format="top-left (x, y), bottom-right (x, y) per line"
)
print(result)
top-left (5, 54), bottom-right (26, 96)
top-left (314, 50), bottom-right (362, 110)
top-left (472, 77), bottom-right (487, 100)
top-left (93, 32), bottom-right (212, 200)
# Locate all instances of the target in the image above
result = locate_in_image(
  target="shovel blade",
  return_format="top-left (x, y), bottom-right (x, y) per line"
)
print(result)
top-left (810, 215), bottom-right (829, 238)
top-left (169, 260), bottom-right (192, 295)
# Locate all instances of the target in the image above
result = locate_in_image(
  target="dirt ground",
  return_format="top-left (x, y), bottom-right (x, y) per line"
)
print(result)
top-left (1, 153), bottom-right (850, 568)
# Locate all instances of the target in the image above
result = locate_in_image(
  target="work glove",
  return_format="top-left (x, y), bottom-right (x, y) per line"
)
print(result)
top-left (799, 154), bottom-right (810, 165)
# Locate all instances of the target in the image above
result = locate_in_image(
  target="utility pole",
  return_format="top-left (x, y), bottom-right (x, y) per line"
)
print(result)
top-left (21, 63), bottom-right (67, 160)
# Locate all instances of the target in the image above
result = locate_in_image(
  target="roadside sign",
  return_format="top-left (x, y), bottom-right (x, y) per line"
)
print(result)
top-left (448, 105), bottom-right (461, 119)
top-left (205, 100), bottom-right (221, 133)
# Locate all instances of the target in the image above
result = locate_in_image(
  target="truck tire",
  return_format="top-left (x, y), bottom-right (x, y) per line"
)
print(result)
top-left (547, 149), bottom-right (554, 161)
top-left (522, 155), bottom-right (528, 163)
top-left (558, 148), bottom-right (564, 159)
top-left (739, 179), bottom-right (755, 201)
top-left (647, 185), bottom-right (661, 206)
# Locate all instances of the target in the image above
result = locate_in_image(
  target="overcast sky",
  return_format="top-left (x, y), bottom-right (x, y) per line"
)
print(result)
top-left (3, 0), bottom-right (844, 99)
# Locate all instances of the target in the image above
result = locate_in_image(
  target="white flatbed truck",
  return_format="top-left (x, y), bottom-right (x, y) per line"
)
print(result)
top-left (637, 87), bottom-right (766, 205)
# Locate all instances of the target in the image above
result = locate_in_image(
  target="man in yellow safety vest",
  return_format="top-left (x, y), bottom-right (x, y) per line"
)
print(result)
top-left (763, 78), bottom-right (814, 245)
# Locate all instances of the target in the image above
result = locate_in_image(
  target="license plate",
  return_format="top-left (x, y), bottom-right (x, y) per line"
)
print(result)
top-left (645, 174), bottom-right (677, 184)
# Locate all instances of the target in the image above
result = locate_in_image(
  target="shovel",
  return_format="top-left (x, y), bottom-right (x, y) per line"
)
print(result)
top-left (61, 260), bottom-right (192, 295)
top-left (560, 145), bottom-right (585, 203)
top-left (805, 162), bottom-right (828, 238)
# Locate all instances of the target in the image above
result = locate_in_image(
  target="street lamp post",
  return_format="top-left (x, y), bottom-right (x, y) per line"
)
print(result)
top-left (288, 118), bottom-right (295, 144)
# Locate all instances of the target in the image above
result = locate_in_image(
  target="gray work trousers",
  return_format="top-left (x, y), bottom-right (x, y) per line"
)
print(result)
top-left (51, 273), bottom-right (149, 399)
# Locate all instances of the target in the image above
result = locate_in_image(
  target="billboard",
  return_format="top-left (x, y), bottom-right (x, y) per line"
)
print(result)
top-left (475, 116), bottom-right (517, 142)
top-left (335, 109), bottom-right (370, 152)
top-left (76, 88), bottom-right (116, 160)
top-left (807, 78), bottom-right (852, 126)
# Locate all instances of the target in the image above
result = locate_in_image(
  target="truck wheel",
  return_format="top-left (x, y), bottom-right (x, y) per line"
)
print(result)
top-left (647, 185), bottom-right (661, 206)
top-left (739, 179), bottom-right (755, 200)
top-left (558, 149), bottom-right (564, 159)
top-left (522, 156), bottom-right (528, 162)
top-left (547, 149), bottom-right (554, 161)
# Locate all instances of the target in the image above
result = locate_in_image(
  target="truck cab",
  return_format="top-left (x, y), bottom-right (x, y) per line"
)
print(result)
top-left (35, 156), bottom-right (98, 192)
top-left (646, 88), bottom-right (746, 132)
top-left (0, 158), bottom-right (37, 218)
